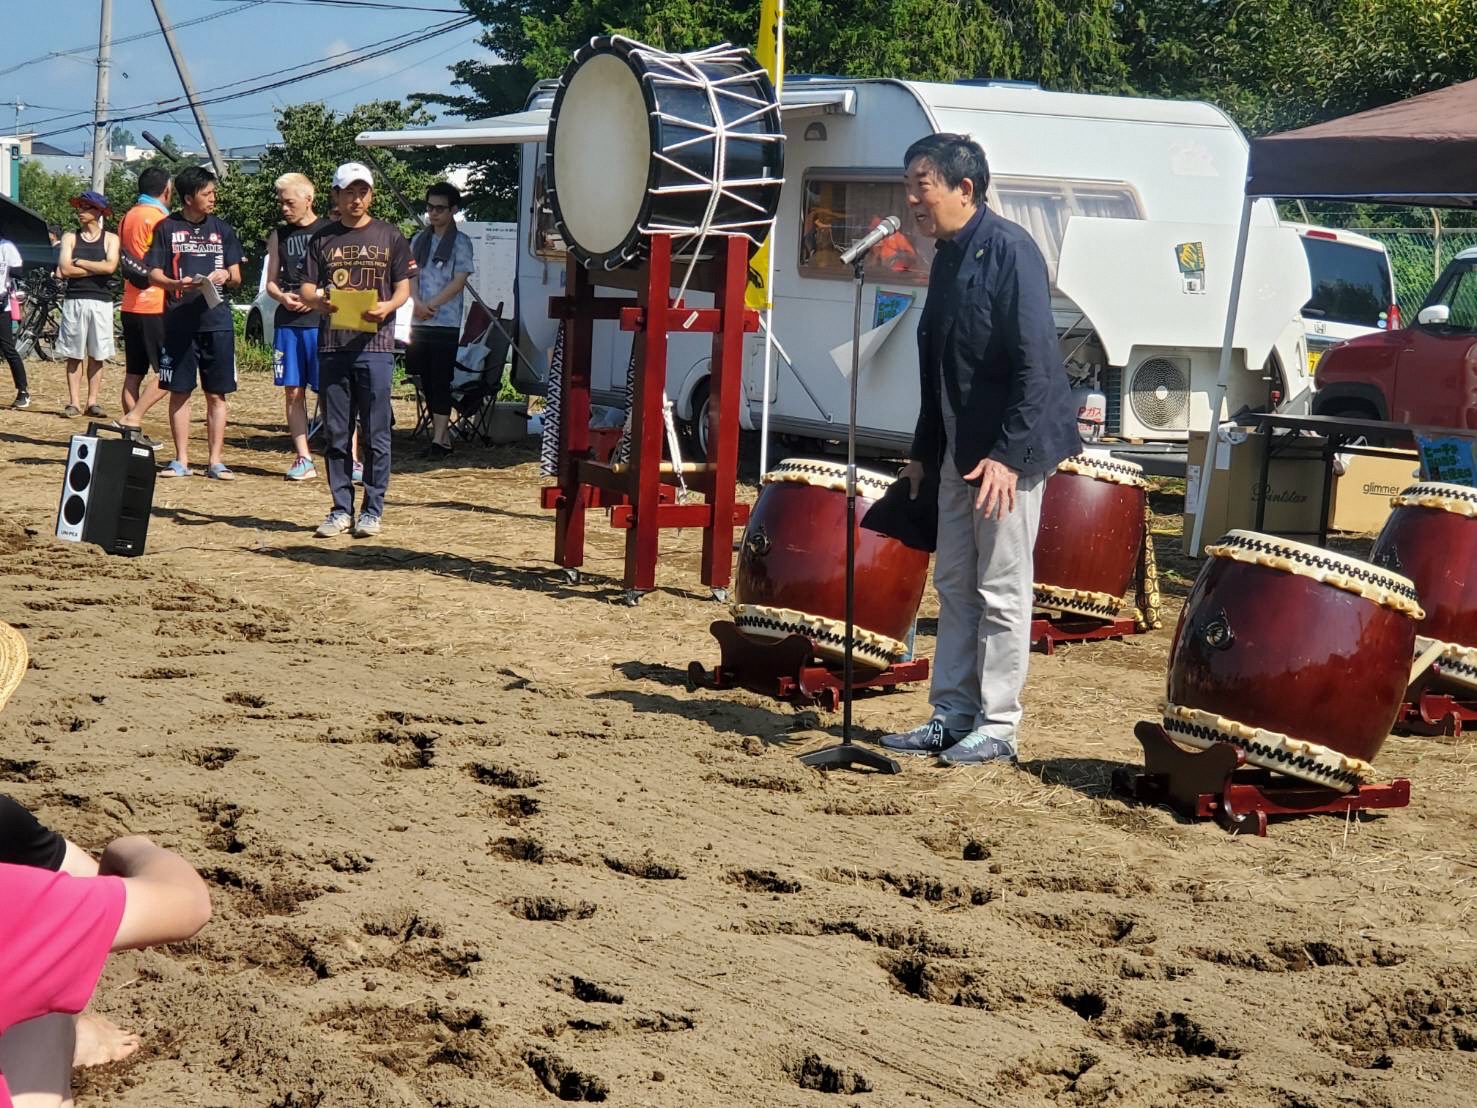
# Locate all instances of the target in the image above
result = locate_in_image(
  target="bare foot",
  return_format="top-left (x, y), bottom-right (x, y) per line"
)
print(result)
top-left (72, 1012), bottom-right (140, 1068)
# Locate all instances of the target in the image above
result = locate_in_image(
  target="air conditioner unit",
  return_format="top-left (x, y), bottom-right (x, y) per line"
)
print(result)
top-left (1126, 356), bottom-right (1190, 434)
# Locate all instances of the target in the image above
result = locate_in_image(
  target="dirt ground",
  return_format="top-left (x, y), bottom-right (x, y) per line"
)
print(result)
top-left (1, 365), bottom-right (1475, 1108)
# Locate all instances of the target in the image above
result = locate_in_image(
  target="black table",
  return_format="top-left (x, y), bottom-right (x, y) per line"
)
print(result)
top-left (1249, 413), bottom-right (1474, 545)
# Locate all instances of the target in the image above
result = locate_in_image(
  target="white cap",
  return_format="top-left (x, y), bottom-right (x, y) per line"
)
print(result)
top-left (332, 161), bottom-right (374, 189)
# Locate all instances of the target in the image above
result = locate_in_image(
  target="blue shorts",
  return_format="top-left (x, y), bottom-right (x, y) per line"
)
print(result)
top-left (273, 326), bottom-right (320, 390)
top-left (159, 329), bottom-right (236, 396)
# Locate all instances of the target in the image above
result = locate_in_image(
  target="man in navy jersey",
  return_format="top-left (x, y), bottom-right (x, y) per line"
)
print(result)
top-left (144, 166), bottom-right (243, 479)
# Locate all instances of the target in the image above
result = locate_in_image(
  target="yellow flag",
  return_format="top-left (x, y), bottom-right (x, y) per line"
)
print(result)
top-left (746, 0), bottom-right (784, 311)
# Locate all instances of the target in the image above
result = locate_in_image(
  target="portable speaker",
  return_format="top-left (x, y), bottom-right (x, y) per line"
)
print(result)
top-left (55, 426), bottom-right (156, 556)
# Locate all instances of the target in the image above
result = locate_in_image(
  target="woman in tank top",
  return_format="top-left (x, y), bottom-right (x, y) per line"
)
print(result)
top-left (55, 191), bottom-right (120, 418)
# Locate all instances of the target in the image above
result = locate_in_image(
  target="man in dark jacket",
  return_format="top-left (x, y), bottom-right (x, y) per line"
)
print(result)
top-left (882, 133), bottom-right (1080, 765)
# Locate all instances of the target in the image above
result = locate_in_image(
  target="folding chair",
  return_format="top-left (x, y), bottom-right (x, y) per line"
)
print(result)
top-left (450, 313), bottom-right (513, 445)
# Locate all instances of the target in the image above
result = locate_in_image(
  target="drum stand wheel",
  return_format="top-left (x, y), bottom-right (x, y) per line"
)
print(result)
top-left (621, 589), bottom-right (645, 608)
top-left (1112, 721), bottom-right (1411, 837)
top-left (710, 586), bottom-right (729, 604)
top-left (688, 620), bottom-right (930, 714)
top-left (561, 567), bottom-right (581, 586)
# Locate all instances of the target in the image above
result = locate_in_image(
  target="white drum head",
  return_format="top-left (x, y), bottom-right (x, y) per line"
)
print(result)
top-left (551, 53), bottom-right (652, 257)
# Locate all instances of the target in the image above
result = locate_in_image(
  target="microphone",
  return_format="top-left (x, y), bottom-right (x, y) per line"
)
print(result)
top-left (839, 216), bottom-right (902, 266)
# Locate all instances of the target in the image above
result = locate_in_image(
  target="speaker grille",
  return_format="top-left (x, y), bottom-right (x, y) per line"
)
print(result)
top-left (1128, 358), bottom-right (1189, 430)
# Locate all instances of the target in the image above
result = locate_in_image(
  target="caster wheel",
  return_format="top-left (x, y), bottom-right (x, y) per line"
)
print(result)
top-left (710, 587), bottom-right (729, 604)
top-left (621, 589), bottom-right (644, 607)
top-left (561, 567), bottom-right (581, 585)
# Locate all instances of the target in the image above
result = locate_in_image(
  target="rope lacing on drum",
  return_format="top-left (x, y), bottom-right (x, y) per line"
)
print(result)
top-left (610, 37), bottom-right (784, 302)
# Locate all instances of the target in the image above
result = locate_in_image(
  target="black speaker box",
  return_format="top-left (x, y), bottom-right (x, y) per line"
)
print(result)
top-left (55, 424), bottom-right (156, 557)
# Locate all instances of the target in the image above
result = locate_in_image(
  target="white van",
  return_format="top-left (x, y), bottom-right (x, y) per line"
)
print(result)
top-left (1283, 223), bottom-right (1399, 373)
top-left (360, 77), bottom-right (1312, 458)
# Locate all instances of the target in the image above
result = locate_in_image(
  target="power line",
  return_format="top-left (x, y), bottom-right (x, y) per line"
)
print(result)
top-left (0, 2), bottom-right (270, 80)
top-left (21, 17), bottom-right (474, 133)
top-left (28, 17), bottom-right (477, 141)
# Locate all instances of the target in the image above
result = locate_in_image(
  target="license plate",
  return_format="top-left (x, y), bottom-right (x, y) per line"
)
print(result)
top-left (1307, 349), bottom-right (1323, 374)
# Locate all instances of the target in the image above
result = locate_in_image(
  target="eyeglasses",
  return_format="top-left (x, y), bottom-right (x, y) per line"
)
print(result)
top-left (425, 203), bottom-right (451, 213)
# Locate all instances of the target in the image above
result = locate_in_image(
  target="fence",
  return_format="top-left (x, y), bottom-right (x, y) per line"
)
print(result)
top-left (1354, 228), bottom-right (1477, 316)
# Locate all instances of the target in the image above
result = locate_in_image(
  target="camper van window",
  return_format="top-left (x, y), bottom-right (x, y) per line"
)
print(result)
top-left (990, 177), bottom-right (1140, 281)
top-left (530, 160), bottom-right (566, 258)
top-left (1299, 237), bottom-right (1392, 329)
top-left (799, 174), bottom-right (929, 285)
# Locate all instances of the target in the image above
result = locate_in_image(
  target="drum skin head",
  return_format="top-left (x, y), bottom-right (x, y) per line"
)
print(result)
top-left (551, 53), bottom-right (653, 257)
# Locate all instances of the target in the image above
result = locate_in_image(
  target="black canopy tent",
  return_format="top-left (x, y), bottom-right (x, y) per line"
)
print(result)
top-left (1190, 78), bottom-right (1477, 552)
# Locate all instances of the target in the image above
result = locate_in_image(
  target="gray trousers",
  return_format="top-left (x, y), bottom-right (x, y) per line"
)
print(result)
top-left (929, 455), bottom-right (1046, 740)
top-left (321, 350), bottom-right (394, 519)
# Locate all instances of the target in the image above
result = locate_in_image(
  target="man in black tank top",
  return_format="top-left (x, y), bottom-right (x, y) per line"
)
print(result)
top-left (265, 172), bottom-right (331, 480)
top-left (55, 191), bottom-right (120, 418)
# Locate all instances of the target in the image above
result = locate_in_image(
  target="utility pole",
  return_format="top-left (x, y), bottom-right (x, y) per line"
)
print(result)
top-left (89, 0), bottom-right (112, 191)
top-left (150, 0), bottom-right (227, 178)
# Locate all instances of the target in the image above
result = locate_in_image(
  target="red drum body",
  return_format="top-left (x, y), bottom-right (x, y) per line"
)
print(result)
top-left (1371, 482), bottom-right (1477, 693)
top-left (1033, 454), bottom-right (1147, 620)
top-left (1165, 530), bottom-right (1422, 791)
top-left (733, 459), bottom-right (929, 671)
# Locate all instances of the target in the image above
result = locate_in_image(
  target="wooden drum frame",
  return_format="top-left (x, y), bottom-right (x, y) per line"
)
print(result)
top-left (1165, 530), bottom-right (1422, 792)
top-left (732, 459), bottom-right (929, 672)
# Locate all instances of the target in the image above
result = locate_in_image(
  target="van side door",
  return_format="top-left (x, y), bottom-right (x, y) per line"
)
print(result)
top-left (1395, 262), bottom-right (1477, 427)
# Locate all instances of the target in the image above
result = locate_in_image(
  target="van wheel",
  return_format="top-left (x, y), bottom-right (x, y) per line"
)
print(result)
top-left (682, 379), bottom-right (711, 463)
top-left (1321, 403), bottom-right (1392, 445)
top-left (245, 310), bottom-right (264, 345)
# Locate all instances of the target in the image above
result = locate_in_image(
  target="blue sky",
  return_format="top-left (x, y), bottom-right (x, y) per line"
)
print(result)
top-left (1, 0), bottom-right (489, 154)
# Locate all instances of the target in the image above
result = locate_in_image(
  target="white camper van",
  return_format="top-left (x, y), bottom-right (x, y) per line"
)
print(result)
top-left (360, 78), bottom-right (1311, 459)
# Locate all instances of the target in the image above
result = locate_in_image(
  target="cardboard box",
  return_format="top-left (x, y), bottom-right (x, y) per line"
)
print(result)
top-left (1184, 430), bottom-right (1324, 555)
top-left (1328, 450), bottom-right (1421, 534)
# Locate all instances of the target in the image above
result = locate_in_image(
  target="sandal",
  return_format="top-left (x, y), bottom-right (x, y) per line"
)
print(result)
top-left (61, 404), bottom-right (80, 418)
top-left (204, 463), bottom-right (237, 481)
top-left (158, 460), bottom-right (192, 478)
top-left (84, 404), bottom-right (107, 418)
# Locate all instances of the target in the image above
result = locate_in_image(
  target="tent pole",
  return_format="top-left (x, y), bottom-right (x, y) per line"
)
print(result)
top-left (1189, 195), bottom-right (1254, 556)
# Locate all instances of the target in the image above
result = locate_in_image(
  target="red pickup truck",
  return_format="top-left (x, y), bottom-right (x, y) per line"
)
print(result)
top-left (1313, 247), bottom-right (1477, 429)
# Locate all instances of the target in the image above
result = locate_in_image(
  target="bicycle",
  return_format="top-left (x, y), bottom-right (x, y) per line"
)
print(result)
top-left (14, 269), bottom-right (64, 362)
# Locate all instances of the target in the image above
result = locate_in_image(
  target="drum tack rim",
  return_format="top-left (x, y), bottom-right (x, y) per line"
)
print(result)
top-left (1207, 530), bottom-right (1424, 620)
top-left (1162, 703), bottom-right (1372, 792)
top-left (761, 459), bottom-right (896, 500)
top-left (1391, 483), bottom-right (1477, 518)
top-left (1416, 635), bottom-right (1477, 693)
top-left (730, 603), bottom-right (906, 669)
top-left (1057, 455), bottom-right (1148, 488)
top-left (1032, 583), bottom-right (1124, 620)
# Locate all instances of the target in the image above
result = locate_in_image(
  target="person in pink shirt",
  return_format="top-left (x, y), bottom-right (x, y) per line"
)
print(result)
top-left (0, 622), bottom-right (212, 1108)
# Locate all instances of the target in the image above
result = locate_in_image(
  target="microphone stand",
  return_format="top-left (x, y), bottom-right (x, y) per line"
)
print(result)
top-left (798, 254), bottom-right (901, 775)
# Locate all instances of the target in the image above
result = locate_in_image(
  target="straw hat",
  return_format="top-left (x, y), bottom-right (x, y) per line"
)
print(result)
top-left (0, 621), bottom-right (27, 715)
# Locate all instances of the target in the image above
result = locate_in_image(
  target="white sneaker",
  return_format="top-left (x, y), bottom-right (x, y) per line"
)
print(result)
top-left (315, 513), bottom-right (352, 538)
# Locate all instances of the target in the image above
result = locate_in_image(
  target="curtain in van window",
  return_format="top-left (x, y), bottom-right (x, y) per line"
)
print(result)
top-left (995, 191), bottom-right (1069, 276)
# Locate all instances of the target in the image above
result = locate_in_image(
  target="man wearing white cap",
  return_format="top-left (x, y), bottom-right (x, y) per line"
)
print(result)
top-left (300, 162), bottom-right (415, 538)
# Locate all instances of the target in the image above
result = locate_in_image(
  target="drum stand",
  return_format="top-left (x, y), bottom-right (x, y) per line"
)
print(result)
top-left (540, 234), bottom-right (756, 602)
top-left (1396, 683), bottom-right (1477, 738)
top-left (1112, 721), bottom-right (1411, 836)
top-left (688, 622), bottom-right (929, 712)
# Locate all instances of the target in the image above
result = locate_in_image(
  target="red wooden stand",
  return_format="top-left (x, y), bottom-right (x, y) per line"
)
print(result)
top-left (539, 234), bottom-right (757, 597)
top-left (1396, 688), bottom-right (1477, 737)
top-left (1112, 721), bottom-right (1411, 836)
top-left (688, 621), bottom-right (930, 712)
top-left (1030, 614), bottom-right (1141, 655)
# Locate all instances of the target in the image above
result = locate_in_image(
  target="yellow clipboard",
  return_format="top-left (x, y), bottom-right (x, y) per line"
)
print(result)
top-left (328, 288), bottom-right (379, 334)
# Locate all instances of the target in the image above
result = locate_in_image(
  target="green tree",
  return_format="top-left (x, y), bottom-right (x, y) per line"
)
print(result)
top-left (422, 0), bottom-right (1126, 219)
top-left (109, 128), bottom-right (136, 151)
top-left (17, 161), bottom-right (83, 229)
top-left (215, 99), bottom-right (441, 262)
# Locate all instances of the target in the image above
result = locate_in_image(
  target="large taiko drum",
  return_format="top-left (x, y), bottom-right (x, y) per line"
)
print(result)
top-left (732, 459), bottom-right (930, 672)
top-left (1165, 530), bottom-right (1423, 792)
top-left (1033, 454), bottom-right (1147, 620)
top-left (1371, 482), bottom-right (1477, 694)
top-left (545, 36), bottom-right (785, 271)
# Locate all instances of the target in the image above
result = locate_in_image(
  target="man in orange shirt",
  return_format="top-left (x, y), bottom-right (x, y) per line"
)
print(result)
top-left (115, 167), bottom-right (171, 434)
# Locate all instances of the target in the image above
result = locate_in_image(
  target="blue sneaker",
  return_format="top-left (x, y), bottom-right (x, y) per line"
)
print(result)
top-left (880, 719), bottom-right (965, 756)
top-left (285, 456), bottom-right (317, 481)
top-left (937, 729), bottom-right (1019, 766)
